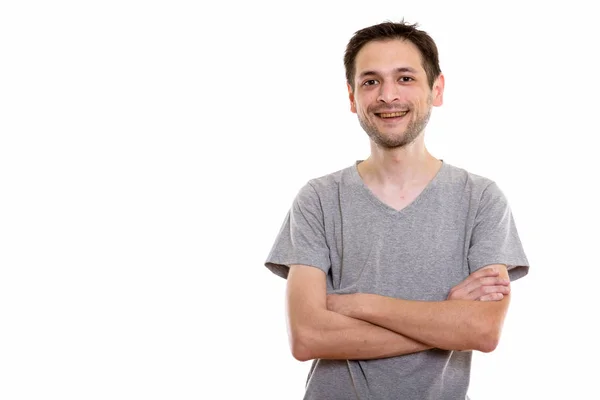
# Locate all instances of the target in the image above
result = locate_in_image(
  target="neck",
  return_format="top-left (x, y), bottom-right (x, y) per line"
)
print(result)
top-left (358, 136), bottom-right (441, 189)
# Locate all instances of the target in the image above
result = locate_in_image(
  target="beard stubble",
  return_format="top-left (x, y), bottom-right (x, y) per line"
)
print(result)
top-left (358, 97), bottom-right (433, 149)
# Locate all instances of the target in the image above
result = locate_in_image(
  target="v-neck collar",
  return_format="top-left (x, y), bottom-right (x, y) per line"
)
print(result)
top-left (349, 160), bottom-right (447, 216)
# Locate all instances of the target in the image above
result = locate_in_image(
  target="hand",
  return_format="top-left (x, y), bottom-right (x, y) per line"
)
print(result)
top-left (326, 293), bottom-right (360, 317)
top-left (447, 266), bottom-right (510, 302)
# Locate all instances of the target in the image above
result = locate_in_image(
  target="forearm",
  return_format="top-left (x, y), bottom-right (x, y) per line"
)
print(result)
top-left (348, 294), bottom-right (508, 352)
top-left (292, 308), bottom-right (431, 361)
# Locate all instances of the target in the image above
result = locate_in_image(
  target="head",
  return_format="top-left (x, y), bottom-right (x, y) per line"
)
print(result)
top-left (344, 21), bottom-right (444, 149)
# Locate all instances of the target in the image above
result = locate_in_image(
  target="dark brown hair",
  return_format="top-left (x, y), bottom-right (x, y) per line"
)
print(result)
top-left (344, 21), bottom-right (441, 89)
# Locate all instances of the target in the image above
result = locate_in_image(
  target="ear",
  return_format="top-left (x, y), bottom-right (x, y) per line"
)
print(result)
top-left (347, 82), bottom-right (357, 113)
top-left (431, 73), bottom-right (445, 107)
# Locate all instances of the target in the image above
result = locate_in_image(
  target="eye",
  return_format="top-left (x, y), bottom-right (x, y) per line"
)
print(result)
top-left (363, 79), bottom-right (379, 86)
top-left (399, 76), bottom-right (414, 83)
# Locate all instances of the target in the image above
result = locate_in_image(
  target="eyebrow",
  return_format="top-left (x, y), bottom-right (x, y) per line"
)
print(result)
top-left (358, 67), bottom-right (418, 79)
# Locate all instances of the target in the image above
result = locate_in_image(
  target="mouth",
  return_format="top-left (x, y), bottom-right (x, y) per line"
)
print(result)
top-left (375, 111), bottom-right (409, 120)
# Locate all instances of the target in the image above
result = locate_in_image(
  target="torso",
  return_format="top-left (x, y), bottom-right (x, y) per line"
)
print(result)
top-left (302, 160), bottom-right (483, 399)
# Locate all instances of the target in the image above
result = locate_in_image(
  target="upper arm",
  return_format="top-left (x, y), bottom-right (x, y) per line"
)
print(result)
top-left (477, 264), bottom-right (512, 352)
top-left (286, 264), bottom-right (327, 331)
top-left (468, 182), bottom-right (529, 280)
top-left (264, 183), bottom-right (331, 279)
top-left (286, 264), bottom-right (328, 360)
top-left (264, 183), bottom-right (332, 359)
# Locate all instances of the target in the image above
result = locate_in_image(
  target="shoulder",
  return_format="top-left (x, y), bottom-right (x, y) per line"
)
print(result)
top-left (299, 163), bottom-right (356, 197)
top-left (290, 163), bottom-right (358, 214)
top-left (442, 162), bottom-right (493, 188)
top-left (308, 164), bottom-right (352, 188)
top-left (442, 162), bottom-right (502, 198)
top-left (441, 163), bottom-right (513, 219)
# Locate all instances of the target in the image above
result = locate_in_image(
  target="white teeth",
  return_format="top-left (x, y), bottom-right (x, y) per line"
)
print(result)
top-left (379, 111), bottom-right (408, 118)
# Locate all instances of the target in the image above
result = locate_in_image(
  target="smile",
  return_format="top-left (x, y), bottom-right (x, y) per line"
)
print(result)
top-left (375, 111), bottom-right (409, 118)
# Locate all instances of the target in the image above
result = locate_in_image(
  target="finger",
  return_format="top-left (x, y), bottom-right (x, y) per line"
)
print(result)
top-left (450, 275), bottom-right (506, 297)
top-left (479, 293), bottom-right (504, 301)
top-left (450, 283), bottom-right (510, 301)
top-left (448, 289), bottom-right (479, 301)
top-left (471, 285), bottom-right (510, 299)
top-left (448, 283), bottom-right (497, 301)
top-left (462, 277), bottom-right (510, 296)
top-left (470, 267), bottom-right (501, 280)
top-left (451, 268), bottom-right (501, 292)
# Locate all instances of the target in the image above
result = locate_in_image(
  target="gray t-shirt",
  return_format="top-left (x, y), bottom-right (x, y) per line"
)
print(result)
top-left (265, 160), bottom-right (529, 400)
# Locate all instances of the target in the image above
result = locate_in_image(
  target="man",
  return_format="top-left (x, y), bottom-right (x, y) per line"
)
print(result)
top-left (264, 20), bottom-right (529, 400)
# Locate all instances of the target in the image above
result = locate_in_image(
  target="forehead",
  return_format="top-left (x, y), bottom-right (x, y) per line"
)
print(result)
top-left (354, 39), bottom-right (424, 76)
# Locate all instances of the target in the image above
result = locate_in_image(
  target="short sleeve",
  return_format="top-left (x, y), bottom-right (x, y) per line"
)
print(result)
top-left (264, 182), bottom-right (331, 279)
top-left (468, 182), bottom-right (530, 281)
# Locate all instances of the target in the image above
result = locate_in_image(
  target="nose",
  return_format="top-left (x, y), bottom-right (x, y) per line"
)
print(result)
top-left (377, 81), bottom-right (400, 104)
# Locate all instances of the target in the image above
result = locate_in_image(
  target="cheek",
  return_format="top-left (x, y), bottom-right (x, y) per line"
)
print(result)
top-left (355, 102), bottom-right (369, 116)
top-left (410, 96), bottom-right (429, 111)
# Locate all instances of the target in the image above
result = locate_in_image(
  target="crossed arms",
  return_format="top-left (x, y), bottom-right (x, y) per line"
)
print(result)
top-left (286, 264), bottom-right (511, 362)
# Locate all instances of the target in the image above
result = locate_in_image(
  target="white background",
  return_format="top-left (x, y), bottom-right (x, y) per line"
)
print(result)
top-left (1, 1), bottom-right (599, 399)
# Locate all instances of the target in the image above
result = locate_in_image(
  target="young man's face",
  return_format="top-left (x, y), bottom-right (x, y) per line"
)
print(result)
top-left (348, 39), bottom-right (444, 149)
